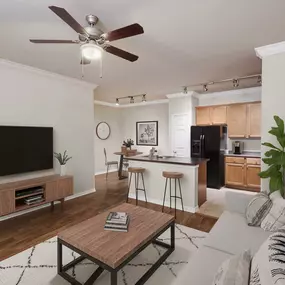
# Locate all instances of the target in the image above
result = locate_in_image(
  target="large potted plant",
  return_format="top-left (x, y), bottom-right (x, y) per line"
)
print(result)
top-left (259, 115), bottom-right (285, 197)
top-left (54, 150), bottom-right (72, 176)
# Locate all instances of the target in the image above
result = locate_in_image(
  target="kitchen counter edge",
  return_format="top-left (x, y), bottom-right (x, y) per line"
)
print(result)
top-left (127, 156), bottom-right (209, 166)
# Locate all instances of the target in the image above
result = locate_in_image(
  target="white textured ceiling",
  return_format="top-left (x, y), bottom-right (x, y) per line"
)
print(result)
top-left (0, 0), bottom-right (285, 102)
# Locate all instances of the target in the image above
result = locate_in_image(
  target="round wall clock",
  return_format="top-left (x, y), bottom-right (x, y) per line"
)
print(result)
top-left (96, 122), bottom-right (111, 140)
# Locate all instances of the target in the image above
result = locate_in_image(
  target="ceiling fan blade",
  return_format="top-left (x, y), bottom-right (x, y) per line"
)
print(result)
top-left (80, 57), bottom-right (91, 65)
top-left (104, 23), bottom-right (144, 42)
top-left (30, 39), bottom-right (80, 44)
top-left (49, 6), bottom-right (89, 37)
top-left (104, 45), bottom-right (139, 62)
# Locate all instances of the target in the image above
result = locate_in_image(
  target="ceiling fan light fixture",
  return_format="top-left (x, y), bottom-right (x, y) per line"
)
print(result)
top-left (80, 43), bottom-right (102, 60)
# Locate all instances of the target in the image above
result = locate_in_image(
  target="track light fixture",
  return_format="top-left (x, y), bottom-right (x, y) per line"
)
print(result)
top-left (184, 74), bottom-right (261, 93)
top-left (233, 79), bottom-right (239, 88)
top-left (115, 94), bottom-right (146, 105)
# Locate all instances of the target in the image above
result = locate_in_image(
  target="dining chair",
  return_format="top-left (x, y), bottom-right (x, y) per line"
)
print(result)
top-left (104, 148), bottom-right (118, 180)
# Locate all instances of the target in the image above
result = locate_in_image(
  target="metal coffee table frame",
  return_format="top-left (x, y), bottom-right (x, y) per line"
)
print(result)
top-left (57, 221), bottom-right (175, 285)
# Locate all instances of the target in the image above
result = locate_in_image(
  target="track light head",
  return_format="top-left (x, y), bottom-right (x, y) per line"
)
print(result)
top-left (142, 94), bottom-right (146, 102)
top-left (233, 79), bottom-right (239, 88)
top-left (203, 84), bottom-right (208, 92)
top-left (257, 75), bottom-right (262, 84)
top-left (115, 98), bottom-right (119, 106)
top-left (130, 96), bottom-right (134, 104)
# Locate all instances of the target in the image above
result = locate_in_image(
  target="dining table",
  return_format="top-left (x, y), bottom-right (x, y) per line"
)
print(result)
top-left (114, 151), bottom-right (143, 180)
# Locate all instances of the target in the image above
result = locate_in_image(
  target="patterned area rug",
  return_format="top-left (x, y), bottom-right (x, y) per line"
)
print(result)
top-left (0, 224), bottom-right (207, 285)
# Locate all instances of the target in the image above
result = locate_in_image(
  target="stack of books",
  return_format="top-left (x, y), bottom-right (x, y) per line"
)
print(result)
top-left (104, 212), bottom-right (130, 232)
top-left (24, 195), bottom-right (44, 205)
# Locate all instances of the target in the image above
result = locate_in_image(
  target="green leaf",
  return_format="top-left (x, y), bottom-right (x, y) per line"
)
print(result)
top-left (264, 149), bottom-right (281, 157)
top-left (259, 165), bottom-right (281, 178)
top-left (269, 172), bottom-right (283, 192)
top-left (274, 115), bottom-right (284, 134)
top-left (262, 142), bottom-right (281, 151)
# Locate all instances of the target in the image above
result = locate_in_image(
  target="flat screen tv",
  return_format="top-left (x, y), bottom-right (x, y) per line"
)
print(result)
top-left (0, 126), bottom-right (53, 176)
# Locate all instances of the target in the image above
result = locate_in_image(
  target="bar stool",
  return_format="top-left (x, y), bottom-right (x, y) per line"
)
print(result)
top-left (162, 171), bottom-right (184, 217)
top-left (127, 167), bottom-right (147, 205)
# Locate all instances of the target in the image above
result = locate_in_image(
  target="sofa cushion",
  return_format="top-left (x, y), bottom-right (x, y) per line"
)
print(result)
top-left (212, 250), bottom-right (251, 285)
top-left (246, 192), bottom-right (272, 227)
top-left (261, 191), bottom-right (285, 232)
top-left (176, 246), bottom-right (232, 285)
top-left (204, 211), bottom-right (271, 255)
top-left (250, 227), bottom-right (285, 285)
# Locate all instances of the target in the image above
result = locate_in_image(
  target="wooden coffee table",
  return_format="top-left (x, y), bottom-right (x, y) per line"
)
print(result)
top-left (57, 203), bottom-right (175, 285)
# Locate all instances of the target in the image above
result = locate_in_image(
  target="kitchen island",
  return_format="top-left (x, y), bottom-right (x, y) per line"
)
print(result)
top-left (127, 155), bottom-right (209, 213)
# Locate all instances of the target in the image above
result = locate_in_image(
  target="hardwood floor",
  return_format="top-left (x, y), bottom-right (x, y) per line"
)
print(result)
top-left (0, 172), bottom-right (217, 261)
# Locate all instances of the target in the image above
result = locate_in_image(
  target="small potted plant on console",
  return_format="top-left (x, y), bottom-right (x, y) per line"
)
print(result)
top-left (54, 150), bottom-right (72, 176)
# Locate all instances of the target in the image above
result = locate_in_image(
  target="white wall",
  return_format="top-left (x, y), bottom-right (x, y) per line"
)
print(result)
top-left (0, 60), bottom-right (96, 194)
top-left (94, 102), bottom-right (170, 173)
top-left (197, 87), bottom-right (261, 151)
top-left (94, 105), bottom-right (123, 174)
top-left (121, 103), bottom-right (170, 155)
top-left (261, 52), bottom-right (285, 191)
top-left (198, 87), bottom-right (261, 106)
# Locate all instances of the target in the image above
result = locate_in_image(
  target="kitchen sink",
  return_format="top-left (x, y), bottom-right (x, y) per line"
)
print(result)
top-left (142, 155), bottom-right (174, 159)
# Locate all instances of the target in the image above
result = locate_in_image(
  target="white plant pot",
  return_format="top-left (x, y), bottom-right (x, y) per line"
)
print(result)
top-left (60, 165), bottom-right (67, 176)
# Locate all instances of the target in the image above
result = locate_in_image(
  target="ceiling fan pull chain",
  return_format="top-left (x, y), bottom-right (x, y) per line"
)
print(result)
top-left (81, 54), bottom-right (85, 79)
top-left (100, 54), bottom-right (103, 79)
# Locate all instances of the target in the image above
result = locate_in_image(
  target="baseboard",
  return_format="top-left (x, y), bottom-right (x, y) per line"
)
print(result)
top-left (128, 193), bottom-right (198, 213)
top-left (0, 188), bottom-right (96, 222)
top-left (95, 169), bottom-right (117, 175)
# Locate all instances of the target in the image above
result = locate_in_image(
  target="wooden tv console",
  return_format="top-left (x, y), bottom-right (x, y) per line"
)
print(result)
top-left (0, 174), bottom-right (73, 217)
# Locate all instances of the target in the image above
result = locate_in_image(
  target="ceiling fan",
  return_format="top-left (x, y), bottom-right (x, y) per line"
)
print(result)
top-left (30, 6), bottom-right (144, 64)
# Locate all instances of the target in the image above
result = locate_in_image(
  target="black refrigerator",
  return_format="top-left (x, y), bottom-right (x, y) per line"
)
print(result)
top-left (191, 126), bottom-right (226, 189)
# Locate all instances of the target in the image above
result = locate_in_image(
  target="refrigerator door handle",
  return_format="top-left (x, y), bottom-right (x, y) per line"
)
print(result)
top-left (199, 135), bottom-right (203, 157)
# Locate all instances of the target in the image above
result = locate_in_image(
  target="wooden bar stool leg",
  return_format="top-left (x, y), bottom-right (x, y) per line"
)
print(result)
top-left (127, 172), bottom-right (133, 203)
top-left (169, 178), bottom-right (172, 210)
top-left (162, 178), bottom-right (168, 212)
top-left (178, 178), bottom-right (184, 211)
top-left (174, 178), bottom-right (177, 218)
top-left (141, 172), bottom-right (147, 203)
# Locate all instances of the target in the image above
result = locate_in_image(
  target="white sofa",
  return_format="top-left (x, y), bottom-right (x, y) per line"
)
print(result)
top-left (177, 191), bottom-right (271, 284)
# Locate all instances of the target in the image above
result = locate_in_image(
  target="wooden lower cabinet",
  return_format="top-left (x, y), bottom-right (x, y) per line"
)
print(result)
top-left (225, 156), bottom-right (261, 191)
top-left (246, 165), bottom-right (261, 190)
top-left (0, 189), bottom-right (15, 216)
top-left (225, 163), bottom-right (245, 187)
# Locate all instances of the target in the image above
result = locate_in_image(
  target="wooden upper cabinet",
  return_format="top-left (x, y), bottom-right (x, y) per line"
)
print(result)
top-left (227, 104), bottom-right (247, 138)
top-left (210, 106), bottom-right (227, 125)
top-left (196, 107), bottom-right (211, 126)
top-left (248, 103), bottom-right (261, 138)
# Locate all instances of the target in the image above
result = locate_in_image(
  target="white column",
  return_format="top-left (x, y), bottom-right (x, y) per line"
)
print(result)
top-left (255, 42), bottom-right (285, 192)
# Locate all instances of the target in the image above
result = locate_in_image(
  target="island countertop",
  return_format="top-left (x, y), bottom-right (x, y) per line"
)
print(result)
top-left (127, 155), bottom-right (209, 166)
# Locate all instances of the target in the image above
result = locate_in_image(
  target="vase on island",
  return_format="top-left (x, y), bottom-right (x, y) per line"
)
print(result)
top-left (60, 165), bottom-right (67, 176)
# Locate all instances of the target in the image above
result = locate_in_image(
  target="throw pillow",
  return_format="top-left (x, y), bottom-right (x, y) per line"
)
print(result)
top-left (261, 191), bottom-right (285, 232)
top-left (250, 227), bottom-right (285, 285)
top-left (212, 250), bottom-right (251, 285)
top-left (246, 192), bottom-right (272, 227)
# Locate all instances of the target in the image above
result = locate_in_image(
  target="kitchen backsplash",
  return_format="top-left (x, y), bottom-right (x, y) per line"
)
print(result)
top-left (227, 139), bottom-right (261, 152)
